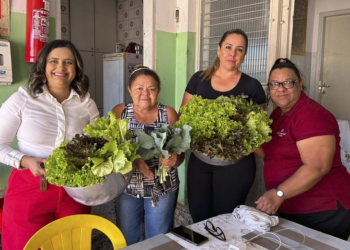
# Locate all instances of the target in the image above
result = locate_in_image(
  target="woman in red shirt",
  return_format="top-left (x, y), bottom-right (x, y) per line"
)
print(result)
top-left (255, 58), bottom-right (350, 240)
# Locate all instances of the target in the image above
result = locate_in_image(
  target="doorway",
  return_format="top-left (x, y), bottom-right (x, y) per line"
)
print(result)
top-left (317, 10), bottom-right (350, 123)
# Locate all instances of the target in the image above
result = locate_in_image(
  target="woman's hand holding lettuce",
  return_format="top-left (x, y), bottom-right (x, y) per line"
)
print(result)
top-left (44, 112), bottom-right (140, 187)
top-left (135, 124), bottom-right (192, 183)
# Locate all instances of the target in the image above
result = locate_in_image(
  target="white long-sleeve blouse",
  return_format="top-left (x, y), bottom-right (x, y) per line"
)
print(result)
top-left (0, 86), bottom-right (99, 169)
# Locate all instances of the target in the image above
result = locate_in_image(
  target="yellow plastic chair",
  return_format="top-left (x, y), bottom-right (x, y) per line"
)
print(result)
top-left (23, 214), bottom-right (127, 250)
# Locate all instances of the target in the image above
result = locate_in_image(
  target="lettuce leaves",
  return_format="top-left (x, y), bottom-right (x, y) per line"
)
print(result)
top-left (45, 112), bottom-right (140, 187)
top-left (175, 95), bottom-right (272, 162)
top-left (84, 112), bottom-right (132, 143)
top-left (135, 124), bottom-right (192, 183)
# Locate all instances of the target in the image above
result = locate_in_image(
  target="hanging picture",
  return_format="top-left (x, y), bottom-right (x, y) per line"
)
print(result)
top-left (0, 0), bottom-right (10, 36)
top-left (292, 0), bottom-right (308, 55)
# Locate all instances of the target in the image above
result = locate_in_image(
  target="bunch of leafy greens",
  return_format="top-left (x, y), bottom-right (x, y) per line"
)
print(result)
top-left (45, 112), bottom-right (140, 187)
top-left (134, 124), bottom-right (192, 183)
top-left (175, 95), bottom-right (272, 162)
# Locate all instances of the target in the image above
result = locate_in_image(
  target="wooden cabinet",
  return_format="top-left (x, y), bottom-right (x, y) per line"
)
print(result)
top-left (70, 0), bottom-right (117, 115)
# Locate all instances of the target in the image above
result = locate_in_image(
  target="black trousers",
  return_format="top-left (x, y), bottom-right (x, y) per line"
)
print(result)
top-left (279, 201), bottom-right (350, 240)
top-left (187, 153), bottom-right (256, 223)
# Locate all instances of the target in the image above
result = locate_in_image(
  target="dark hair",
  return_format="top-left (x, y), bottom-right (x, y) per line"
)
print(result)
top-left (266, 58), bottom-right (304, 104)
top-left (27, 40), bottom-right (89, 98)
top-left (128, 66), bottom-right (161, 90)
top-left (268, 58), bottom-right (301, 80)
top-left (201, 29), bottom-right (249, 80)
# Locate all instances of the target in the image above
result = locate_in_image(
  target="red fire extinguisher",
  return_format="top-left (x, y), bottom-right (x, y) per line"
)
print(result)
top-left (25, 0), bottom-right (50, 63)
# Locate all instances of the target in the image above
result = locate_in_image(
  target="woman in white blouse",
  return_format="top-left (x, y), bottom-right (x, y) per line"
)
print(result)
top-left (0, 40), bottom-right (99, 250)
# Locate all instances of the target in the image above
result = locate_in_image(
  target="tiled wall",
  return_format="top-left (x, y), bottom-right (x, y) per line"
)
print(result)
top-left (60, 0), bottom-right (70, 40)
top-left (117, 0), bottom-right (143, 47)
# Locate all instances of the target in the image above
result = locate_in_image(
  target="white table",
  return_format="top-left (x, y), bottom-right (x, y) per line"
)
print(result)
top-left (166, 214), bottom-right (350, 250)
top-left (122, 213), bottom-right (350, 250)
top-left (337, 120), bottom-right (350, 173)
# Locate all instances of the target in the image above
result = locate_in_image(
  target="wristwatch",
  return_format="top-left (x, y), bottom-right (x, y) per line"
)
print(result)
top-left (276, 188), bottom-right (286, 200)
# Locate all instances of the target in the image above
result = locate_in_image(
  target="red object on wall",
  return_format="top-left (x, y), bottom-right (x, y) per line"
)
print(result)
top-left (0, 198), bottom-right (4, 233)
top-left (25, 0), bottom-right (50, 63)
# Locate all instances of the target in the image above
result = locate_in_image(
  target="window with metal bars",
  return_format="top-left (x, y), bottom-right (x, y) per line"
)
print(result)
top-left (200, 0), bottom-right (270, 83)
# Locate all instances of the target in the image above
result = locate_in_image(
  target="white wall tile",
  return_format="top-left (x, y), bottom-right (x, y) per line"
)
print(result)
top-left (128, 29), bottom-right (135, 39)
top-left (129, 20), bottom-right (135, 29)
top-left (128, 0), bottom-right (135, 10)
top-left (118, 22), bottom-right (124, 31)
top-left (133, 18), bottom-right (142, 29)
top-left (61, 3), bottom-right (69, 15)
top-left (118, 12), bottom-right (124, 22)
top-left (122, 11), bottom-right (127, 20)
top-left (117, 2), bottom-right (124, 12)
top-left (123, 20), bottom-right (129, 31)
top-left (118, 31), bottom-right (125, 41)
top-left (127, 9), bottom-right (135, 19)
top-left (124, 31), bottom-right (131, 40)
top-left (61, 13), bottom-right (69, 25)
top-left (124, 0), bottom-right (129, 10)
top-left (117, 0), bottom-right (143, 44)
top-left (134, 0), bottom-right (142, 8)
top-left (134, 28), bottom-right (142, 39)
top-left (61, 25), bottom-right (70, 36)
top-left (135, 8), bottom-right (142, 18)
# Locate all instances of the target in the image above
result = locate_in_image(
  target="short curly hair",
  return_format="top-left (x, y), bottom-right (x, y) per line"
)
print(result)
top-left (27, 40), bottom-right (89, 98)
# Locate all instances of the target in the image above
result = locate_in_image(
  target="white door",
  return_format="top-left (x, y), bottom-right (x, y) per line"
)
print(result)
top-left (319, 14), bottom-right (350, 123)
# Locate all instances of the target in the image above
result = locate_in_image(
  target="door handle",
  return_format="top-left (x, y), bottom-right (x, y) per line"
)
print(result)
top-left (319, 81), bottom-right (330, 94)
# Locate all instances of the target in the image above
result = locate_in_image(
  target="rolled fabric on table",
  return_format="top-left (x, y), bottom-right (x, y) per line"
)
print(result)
top-left (232, 205), bottom-right (279, 232)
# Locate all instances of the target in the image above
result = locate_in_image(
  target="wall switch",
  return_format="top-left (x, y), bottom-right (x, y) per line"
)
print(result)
top-left (175, 9), bottom-right (179, 22)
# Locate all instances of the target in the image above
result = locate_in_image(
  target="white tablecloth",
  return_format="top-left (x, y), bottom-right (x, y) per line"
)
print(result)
top-left (337, 120), bottom-right (350, 173)
top-left (167, 214), bottom-right (266, 250)
top-left (166, 213), bottom-right (350, 250)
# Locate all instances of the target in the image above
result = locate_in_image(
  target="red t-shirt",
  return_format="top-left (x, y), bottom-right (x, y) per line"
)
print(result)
top-left (262, 92), bottom-right (350, 214)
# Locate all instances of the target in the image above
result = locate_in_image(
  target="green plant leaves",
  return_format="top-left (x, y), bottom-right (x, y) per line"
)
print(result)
top-left (135, 124), bottom-right (192, 183)
top-left (175, 95), bottom-right (272, 162)
top-left (44, 112), bottom-right (140, 187)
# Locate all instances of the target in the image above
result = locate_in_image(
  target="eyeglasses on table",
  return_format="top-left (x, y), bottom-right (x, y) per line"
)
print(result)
top-left (204, 220), bottom-right (226, 241)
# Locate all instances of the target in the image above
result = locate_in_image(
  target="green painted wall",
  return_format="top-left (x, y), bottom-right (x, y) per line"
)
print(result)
top-left (0, 12), bottom-right (56, 192)
top-left (156, 30), bottom-right (177, 108)
top-left (175, 32), bottom-right (196, 110)
top-left (155, 30), bottom-right (196, 204)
